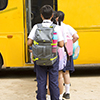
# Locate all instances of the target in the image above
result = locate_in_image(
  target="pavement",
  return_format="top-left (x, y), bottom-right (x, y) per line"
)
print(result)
top-left (0, 66), bottom-right (100, 100)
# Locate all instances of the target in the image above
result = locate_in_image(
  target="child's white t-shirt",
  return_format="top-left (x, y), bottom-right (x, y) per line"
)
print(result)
top-left (28, 20), bottom-right (65, 42)
top-left (61, 22), bottom-right (78, 39)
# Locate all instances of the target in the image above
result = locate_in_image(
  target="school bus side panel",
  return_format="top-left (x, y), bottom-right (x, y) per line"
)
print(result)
top-left (58, 0), bottom-right (100, 64)
top-left (0, 0), bottom-right (25, 67)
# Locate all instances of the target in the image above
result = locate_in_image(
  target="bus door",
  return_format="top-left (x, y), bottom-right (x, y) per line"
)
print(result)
top-left (26, 0), bottom-right (32, 34)
top-left (25, 0), bottom-right (32, 64)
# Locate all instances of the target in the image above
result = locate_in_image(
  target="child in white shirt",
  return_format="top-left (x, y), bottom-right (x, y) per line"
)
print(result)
top-left (28, 5), bottom-right (64, 100)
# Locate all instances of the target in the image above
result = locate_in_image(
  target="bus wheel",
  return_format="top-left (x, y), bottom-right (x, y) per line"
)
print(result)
top-left (0, 54), bottom-right (3, 69)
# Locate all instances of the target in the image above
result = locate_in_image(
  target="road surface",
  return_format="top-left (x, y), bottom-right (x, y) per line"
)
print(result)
top-left (0, 66), bottom-right (100, 100)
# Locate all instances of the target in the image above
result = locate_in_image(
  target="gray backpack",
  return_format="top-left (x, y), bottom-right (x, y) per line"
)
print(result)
top-left (32, 23), bottom-right (58, 66)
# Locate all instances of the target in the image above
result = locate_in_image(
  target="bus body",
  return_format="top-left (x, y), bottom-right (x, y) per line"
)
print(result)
top-left (0, 0), bottom-right (26, 67)
top-left (0, 0), bottom-right (100, 68)
top-left (58, 0), bottom-right (100, 65)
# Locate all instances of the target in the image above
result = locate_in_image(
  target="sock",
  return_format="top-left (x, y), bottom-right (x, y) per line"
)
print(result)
top-left (47, 94), bottom-right (51, 100)
top-left (59, 93), bottom-right (63, 100)
top-left (65, 84), bottom-right (70, 94)
top-left (46, 85), bottom-right (48, 89)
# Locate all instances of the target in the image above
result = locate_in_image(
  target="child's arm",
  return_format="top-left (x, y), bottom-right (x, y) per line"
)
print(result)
top-left (28, 38), bottom-right (33, 46)
top-left (55, 25), bottom-right (64, 47)
top-left (58, 40), bottom-right (64, 47)
top-left (28, 25), bottom-right (37, 46)
top-left (72, 33), bottom-right (79, 43)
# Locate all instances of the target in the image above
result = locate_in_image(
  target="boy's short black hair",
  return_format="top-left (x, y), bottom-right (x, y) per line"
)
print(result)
top-left (40, 5), bottom-right (53, 19)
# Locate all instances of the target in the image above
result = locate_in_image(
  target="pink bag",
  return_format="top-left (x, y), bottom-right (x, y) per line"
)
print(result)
top-left (60, 26), bottom-right (73, 56)
top-left (66, 34), bottom-right (73, 56)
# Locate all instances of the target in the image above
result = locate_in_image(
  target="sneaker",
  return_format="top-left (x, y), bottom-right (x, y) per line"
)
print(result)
top-left (34, 79), bottom-right (37, 81)
top-left (35, 90), bottom-right (38, 93)
top-left (63, 92), bottom-right (70, 99)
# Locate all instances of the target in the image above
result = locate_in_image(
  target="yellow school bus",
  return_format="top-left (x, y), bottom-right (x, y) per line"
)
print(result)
top-left (0, 0), bottom-right (100, 68)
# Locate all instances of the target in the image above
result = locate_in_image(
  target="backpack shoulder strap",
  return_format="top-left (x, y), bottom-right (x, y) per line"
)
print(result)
top-left (50, 23), bottom-right (56, 29)
top-left (37, 23), bottom-right (56, 28)
top-left (37, 23), bottom-right (56, 29)
top-left (37, 23), bottom-right (42, 28)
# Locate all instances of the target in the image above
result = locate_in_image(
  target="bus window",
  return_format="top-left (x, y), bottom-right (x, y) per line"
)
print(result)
top-left (0, 0), bottom-right (8, 10)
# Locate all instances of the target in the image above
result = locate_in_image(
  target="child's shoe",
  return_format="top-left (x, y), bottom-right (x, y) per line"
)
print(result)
top-left (63, 92), bottom-right (70, 99)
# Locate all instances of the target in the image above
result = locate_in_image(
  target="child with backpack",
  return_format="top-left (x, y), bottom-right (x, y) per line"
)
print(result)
top-left (56, 11), bottom-right (79, 99)
top-left (46, 11), bottom-right (67, 100)
top-left (28, 5), bottom-right (64, 100)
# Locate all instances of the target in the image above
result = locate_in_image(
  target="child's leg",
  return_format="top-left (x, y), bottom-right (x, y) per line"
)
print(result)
top-left (49, 59), bottom-right (60, 100)
top-left (58, 71), bottom-right (64, 100)
top-left (35, 65), bottom-right (47, 100)
top-left (47, 70), bottom-right (64, 100)
top-left (63, 70), bottom-right (70, 99)
top-left (47, 73), bottom-right (50, 94)
top-left (63, 70), bottom-right (70, 84)
top-left (47, 73), bottom-right (51, 100)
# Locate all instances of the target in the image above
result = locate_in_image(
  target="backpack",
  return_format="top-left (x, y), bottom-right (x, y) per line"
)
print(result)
top-left (32, 23), bottom-right (58, 66)
top-left (73, 40), bottom-right (80, 60)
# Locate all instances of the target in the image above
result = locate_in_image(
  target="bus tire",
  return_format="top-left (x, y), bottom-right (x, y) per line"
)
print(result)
top-left (0, 53), bottom-right (3, 69)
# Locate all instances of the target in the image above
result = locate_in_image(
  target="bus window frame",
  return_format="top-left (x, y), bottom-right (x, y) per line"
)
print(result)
top-left (0, 0), bottom-right (8, 10)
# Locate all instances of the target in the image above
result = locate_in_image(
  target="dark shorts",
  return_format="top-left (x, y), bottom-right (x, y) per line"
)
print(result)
top-left (62, 55), bottom-right (75, 73)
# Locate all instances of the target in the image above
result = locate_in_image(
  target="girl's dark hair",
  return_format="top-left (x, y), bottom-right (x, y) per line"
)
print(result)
top-left (51, 11), bottom-right (65, 25)
top-left (57, 11), bottom-right (65, 26)
top-left (40, 5), bottom-right (53, 19)
top-left (51, 11), bottom-right (57, 24)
